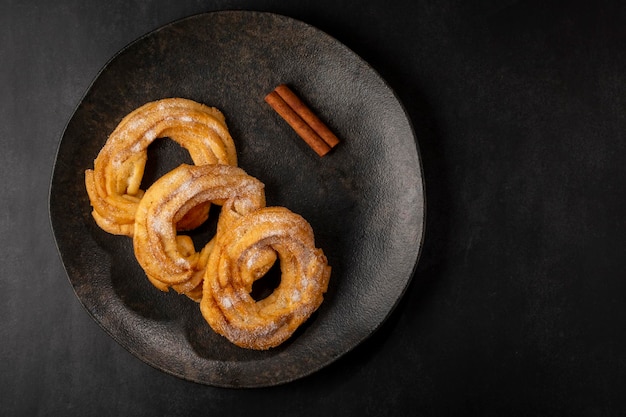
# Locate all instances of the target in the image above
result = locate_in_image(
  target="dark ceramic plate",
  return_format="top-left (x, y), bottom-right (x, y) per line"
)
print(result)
top-left (49, 10), bottom-right (424, 388)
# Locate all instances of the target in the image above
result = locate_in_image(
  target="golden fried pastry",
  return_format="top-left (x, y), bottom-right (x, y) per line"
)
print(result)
top-left (85, 98), bottom-right (237, 236)
top-left (200, 206), bottom-right (331, 350)
top-left (133, 163), bottom-right (266, 300)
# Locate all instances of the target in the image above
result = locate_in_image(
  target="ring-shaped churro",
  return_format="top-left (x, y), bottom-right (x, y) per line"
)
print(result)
top-left (200, 206), bottom-right (331, 350)
top-left (133, 163), bottom-right (266, 301)
top-left (85, 98), bottom-right (237, 236)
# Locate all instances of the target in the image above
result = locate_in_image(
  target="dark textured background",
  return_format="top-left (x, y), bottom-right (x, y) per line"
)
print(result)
top-left (2, 0), bottom-right (626, 415)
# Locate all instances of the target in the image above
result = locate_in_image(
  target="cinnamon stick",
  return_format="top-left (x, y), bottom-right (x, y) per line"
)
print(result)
top-left (264, 85), bottom-right (339, 157)
top-left (274, 84), bottom-right (340, 148)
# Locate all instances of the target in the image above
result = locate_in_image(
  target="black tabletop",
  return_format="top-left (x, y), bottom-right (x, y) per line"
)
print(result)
top-left (3, 1), bottom-right (626, 416)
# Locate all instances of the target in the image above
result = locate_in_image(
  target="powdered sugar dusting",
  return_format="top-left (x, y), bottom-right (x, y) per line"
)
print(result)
top-left (175, 257), bottom-right (189, 268)
top-left (150, 211), bottom-right (171, 236)
top-left (143, 127), bottom-right (158, 142)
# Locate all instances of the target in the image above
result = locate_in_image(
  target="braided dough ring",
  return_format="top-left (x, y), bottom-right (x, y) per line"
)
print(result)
top-left (200, 206), bottom-right (331, 350)
top-left (133, 163), bottom-right (266, 301)
top-left (85, 98), bottom-right (237, 236)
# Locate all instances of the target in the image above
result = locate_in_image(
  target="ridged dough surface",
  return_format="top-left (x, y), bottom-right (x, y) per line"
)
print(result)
top-left (133, 164), bottom-right (266, 300)
top-left (200, 206), bottom-right (331, 350)
top-left (85, 98), bottom-right (237, 236)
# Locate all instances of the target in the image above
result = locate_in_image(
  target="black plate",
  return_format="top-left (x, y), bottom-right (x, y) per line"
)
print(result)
top-left (49, 10), bottom-right (425, 388)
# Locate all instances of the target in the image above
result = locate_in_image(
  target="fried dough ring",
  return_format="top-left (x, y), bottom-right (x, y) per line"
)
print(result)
top-left (200, 206), bottom-right (331, 350)
top-left (133, 164), bottom-right (266, 301)
top-left (85, 98), bottom-right (237, 236)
